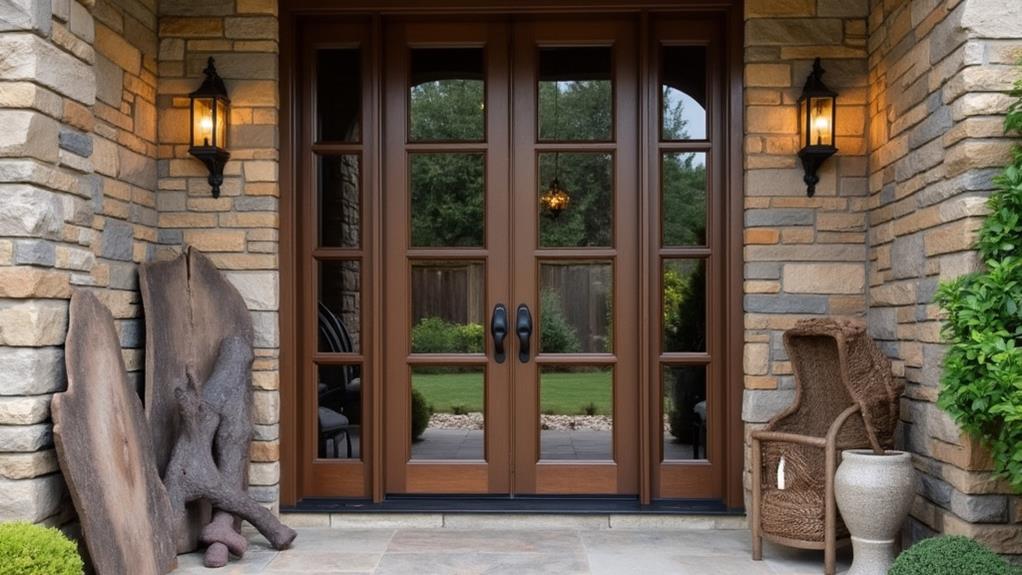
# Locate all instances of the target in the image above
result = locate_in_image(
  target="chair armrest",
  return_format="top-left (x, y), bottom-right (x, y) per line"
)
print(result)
top-left (750, 430), bottom-right (827, 448)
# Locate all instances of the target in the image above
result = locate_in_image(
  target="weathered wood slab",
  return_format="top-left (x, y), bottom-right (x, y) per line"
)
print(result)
top-left (52, 290), bottom-right (178, 575)
top-left (140, 247), bottom-right (256, 557)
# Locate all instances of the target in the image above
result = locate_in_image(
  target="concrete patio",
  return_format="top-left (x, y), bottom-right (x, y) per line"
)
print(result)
top-left (172, 515), bottom-right (851, 574)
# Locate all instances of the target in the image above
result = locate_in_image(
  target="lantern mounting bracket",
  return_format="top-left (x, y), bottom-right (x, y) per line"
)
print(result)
top-left (799, 144), bottom-right (837, 198)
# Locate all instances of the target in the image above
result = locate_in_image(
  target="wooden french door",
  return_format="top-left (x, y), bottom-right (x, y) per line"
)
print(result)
top-left (383, 17), bottom-right (639, 495)
top-left (292, 8), bottom-right (734, 503)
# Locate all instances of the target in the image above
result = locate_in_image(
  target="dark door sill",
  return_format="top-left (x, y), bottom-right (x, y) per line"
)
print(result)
top-left (283, 495), bottom-right (744, 515)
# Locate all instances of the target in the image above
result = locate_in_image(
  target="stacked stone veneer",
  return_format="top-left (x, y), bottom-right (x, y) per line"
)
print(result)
top-left (741, 0), bottom-right (871, 490)
top-left (867, 0), bottom-right (1022, 553)
top-left (155, 0), bottom-right (281, 511)
top-left (0, 0), bottom-right (161, 525)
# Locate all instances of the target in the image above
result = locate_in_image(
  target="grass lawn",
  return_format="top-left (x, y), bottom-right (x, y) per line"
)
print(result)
top-left (412, 369), bottom-right (612, 415)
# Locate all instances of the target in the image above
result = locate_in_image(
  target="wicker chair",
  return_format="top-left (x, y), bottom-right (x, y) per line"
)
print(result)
top-left (750, 319), bottom-right (902, 575)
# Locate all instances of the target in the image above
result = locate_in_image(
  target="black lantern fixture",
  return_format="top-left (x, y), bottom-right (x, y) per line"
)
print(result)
top-left (189, 57), bottom-right (231, 198)
top-left (797, 58), bottom-right (837, 197)
top-left (540, 81), bottom-right (570, 218)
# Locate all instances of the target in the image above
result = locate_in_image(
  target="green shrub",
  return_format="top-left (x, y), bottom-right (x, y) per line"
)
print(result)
top-left (889, 536), bottom-right (1019, 575)
top-left (539, 289), bottom-right (581, 354)
top-left (0, 522), bottom-right (83, 575)
top-left (936, 68), bottom-right (1022, 490)
top-left (410, 387), bottom-right (432, 442)
top-left (411, 317), bottom-right (484, 354)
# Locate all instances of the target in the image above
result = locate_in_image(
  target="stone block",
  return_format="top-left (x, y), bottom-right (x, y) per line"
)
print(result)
top-left (224, 271), bottom-right (279, 311)
top-left (745, 262), bottom-right (782, 280)
top-left (951, 491), bottom-right (1008, 523)
top-left (744, 343), bottom-right (770, 376)
top-left (0, 474), bottom-right (64, 523)
top-left (0, 395), bottom-right (51, 425)
top-left (0, 268), bottom-right (70, 298)
top-left (0, 110), bottom-right (60, 163)
top-left (744, 0), bottom-right (814, 17)
top-left (816, 0), bottom-right (868, 17)
top-left (867, 307), bottom-right (897, 340)
top-left (0, 347), bottom-right (65, 396)
top-left (159, 0), bottom-right (234, 15)
top-left (745, 18), bottom-right (844, 46)
top-left (107, 261), bottom-right (138, 290)
top-left (742, 389), bottom-right (796, 423)
top-left (782, 263), bottom-right (865, 294)
top-left (248, 461), bottom-right (279, 486)
top-left (745, 209), bottom-right (814, 227)
top-left (0, 0), bottom-right (51, 34)
top-left (744, 294), bottom-right (828, 314)
top-left (101, 219), bottom-right (134, 261)
top-left (0, 300), bottom-right (68, 346)
top-left (95, 22), bottom-right (140, 74)
top-left (253, 389), bottom-right (278, 425)
top-left (117, 146), bottom-right (157, 188)
top-left (68, 0), bottom-right (92, 42)
top-left (13, 240), bottom-right (56, 267)
top-left (95, 54), bottom-right (123, 106)
top-left (58, 128), bottom-right (93, 158)
top-left (0, 423), bottom-right (52, 452)
top-left (0, 450), bottom-right (58, 480)
top-left (0, 33), bottom-right (95, 105)
top-left (224, 16), bottom-right (278, 40)
top-left (252, 311), bottom-right (278, 348)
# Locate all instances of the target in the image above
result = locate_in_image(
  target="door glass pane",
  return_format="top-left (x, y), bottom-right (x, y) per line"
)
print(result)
top-left (662, 365), bottom-right (707, 461)
top-left (411, 261), bottom-right (485, 353)
top-left (661, 45), bottom-right (707, 140)
top-left (319, 155), bottom-right (360, 248)
top-left (317, 48), bottom-right (361, 142)
top-left (411, 366), bottom-right (484, 460)
top-left (538, 153), bottom-right (612, 248)
top-left (409, 48), bottom-right (485, 142)
top-left (539, 262), bottom-right (612, 354)
top-left (317, 363), bottom-right (362, 459)
top-left (662, 152), bottom-right (707, 247)
top-left (410, 153), bottom-right (485, 247)
top-left (318, 260), bottom-right (361, 353)
top-left (662, 259), bottom-right (706, 353)
top-left (538, 47), bottom-right (613, 141)
top-left (540, 366), bottom-right (613, 460)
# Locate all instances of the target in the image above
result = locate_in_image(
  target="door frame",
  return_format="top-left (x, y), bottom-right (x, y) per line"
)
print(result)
top-left (280, 0), bottom-right (745, 509)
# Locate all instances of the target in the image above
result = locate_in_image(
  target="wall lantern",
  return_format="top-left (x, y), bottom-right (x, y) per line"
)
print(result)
top-left (189, 57), bottom-right (231, 198)
top-left (540, 176), bottom-right (570, 218)
top-left (797, 58), bottom-right (837, 197)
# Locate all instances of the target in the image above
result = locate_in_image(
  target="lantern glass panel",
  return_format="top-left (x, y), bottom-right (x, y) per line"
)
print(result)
top-left (809, 96), bottom-right (834, 147)
top-left (215, 98), bottom-right (228, 149)
top-left (192, 97), bottom-right (215, 148)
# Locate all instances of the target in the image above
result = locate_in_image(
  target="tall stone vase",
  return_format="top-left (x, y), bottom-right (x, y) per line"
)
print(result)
top-left (834, 449), bottom-right (915, 575)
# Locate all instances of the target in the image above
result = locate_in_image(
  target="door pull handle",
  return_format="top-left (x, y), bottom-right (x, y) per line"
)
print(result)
top-left (491, 304), bottom-right (508, 364)
top-left (516, 304), bottom-right (533, 363)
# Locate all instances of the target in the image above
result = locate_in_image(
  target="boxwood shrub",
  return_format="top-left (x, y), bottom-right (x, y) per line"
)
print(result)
top-left (0, 522), bottom-right (83, 575)
top-left (889, 536), bottom-right (1019, 575)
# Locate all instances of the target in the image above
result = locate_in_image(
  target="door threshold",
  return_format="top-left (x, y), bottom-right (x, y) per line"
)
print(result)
top-left (283, 495), bottom-right (742, 515)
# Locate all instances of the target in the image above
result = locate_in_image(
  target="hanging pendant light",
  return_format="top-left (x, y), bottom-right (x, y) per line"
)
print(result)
top-left (541, 80), bottom-right (570, 218)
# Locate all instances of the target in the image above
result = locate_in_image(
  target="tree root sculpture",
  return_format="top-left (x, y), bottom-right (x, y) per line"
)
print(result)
top-left (163, 360), bottom-right (296, 552)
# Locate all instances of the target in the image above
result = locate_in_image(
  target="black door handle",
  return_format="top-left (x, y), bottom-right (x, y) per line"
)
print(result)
top-left (491, 304), bottom-right (507, 364)
top-left (516, 304), bottom-right (532, 363)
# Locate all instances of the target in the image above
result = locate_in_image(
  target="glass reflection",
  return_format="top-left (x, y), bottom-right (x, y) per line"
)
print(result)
top-left (317, 49), bottom-right (361, 142)
top-left (662, 365), bottom-right (707, 461)
top-left (410, 153), bottom-right (485, 247)
top-left (319, 155), bottom-right (360, 248)
top-left (540, 366), bottom-right (613, 461)
top-left (410, 367), bottom-right (485, 460)
top-left (539, 262), bottom-right (613, 354)
top-left (538, 153), bottom-right (612, 248)
top-left (662, 152), bottom-right (706, 247)
top-left (661, 46), bottom-right (707, 140)
top-left (411, 261), bottom-right (485, 354)
top-left (409, 48), bottom-right (485, 141)
top-left (318, 364), bottom-right (362, 459)
top-left (318, 260), bottom-right (361, 353)
top-left (538, 47), bottom-right (613, 141)
top-left (662, 259), bottom-right (706, 353)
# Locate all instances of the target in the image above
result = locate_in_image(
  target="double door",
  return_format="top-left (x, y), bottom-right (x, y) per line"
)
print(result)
top-left (296, 11), bottom-right (729, 502)
top-left (384, 19), bottom-right (639, 494)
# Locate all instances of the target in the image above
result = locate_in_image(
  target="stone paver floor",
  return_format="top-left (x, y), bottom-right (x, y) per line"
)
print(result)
top-left (172, 526), bottom-right (851, 574)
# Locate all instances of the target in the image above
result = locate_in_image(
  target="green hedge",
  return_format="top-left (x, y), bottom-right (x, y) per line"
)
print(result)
top-left (889, 536), bottom-right (1019, 575)
top-left (411, 317), bottom-right (484, 354)
top-left (0, 522), bottom-right (83, 575)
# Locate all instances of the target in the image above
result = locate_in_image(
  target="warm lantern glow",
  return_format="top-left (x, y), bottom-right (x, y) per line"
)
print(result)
top-left (540, 178), bottom-right (570, 217)
top-left (796, 58), bottom-right (838, 197)
top-left (188, 57), bottom-right (231, 197)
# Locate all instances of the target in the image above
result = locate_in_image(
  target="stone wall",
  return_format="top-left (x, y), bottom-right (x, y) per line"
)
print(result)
top-left (741, 0), bottom-right (871, 491)
top-left (155, 0), bottom-right (281, 511)
top-left (866, 0), bottom-right (1022, 553)
top-left (0, 0), bottom-right (159, 525)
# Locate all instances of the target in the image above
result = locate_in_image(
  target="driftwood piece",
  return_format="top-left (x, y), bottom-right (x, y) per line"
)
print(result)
top-left (52, 291), bottom-right (178, 575)
top-left (163, 337), bottom-right (295, 550)
top-left (141, 247), bottom-right (257, 559)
